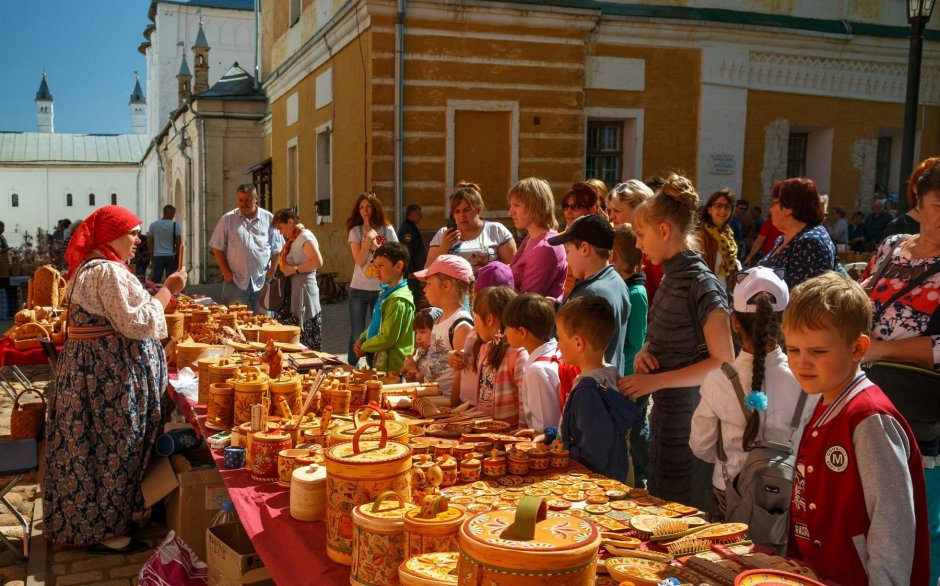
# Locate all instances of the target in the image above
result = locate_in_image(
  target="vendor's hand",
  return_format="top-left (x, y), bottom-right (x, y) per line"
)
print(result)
top-left (513, 428), bottom-right (535, 438)
top-left (447, 349), bottom-right (467, 370)
top-left (632, 347), bottom-right (659, 374)
top-left (441, 227), bottom-right (461, 249)
top-left (164, 270), bottom-right (188, 295)
top-left (618, 373), bottom-right (659, 401)
top-left (353, 340), bottom-right (365, 358)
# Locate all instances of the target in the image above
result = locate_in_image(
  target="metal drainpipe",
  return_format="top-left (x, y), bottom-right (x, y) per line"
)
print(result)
top-left (179, 132), bottom-right (195, 280)
top-left (394, 0), bottom-right (406, 226)
top-left (197, 112), bottom-right (208, 284)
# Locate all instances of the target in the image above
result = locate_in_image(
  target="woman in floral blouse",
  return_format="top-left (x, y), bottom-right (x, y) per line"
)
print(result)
top-left (861, 158), bottom-right (940, 584)
top-left (45, 205), bottom-right (187, 554)
top-left (758, 178), bottom-right (838, 289)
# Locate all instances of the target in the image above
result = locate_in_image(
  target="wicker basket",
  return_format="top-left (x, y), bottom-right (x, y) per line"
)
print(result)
top-left (10, 388), bottom-right (46, 440)
top-left (13, 322), bottom-right (49, 351)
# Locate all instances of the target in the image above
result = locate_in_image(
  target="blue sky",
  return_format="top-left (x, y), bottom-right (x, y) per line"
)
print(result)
top-left (0, 0), bottom-right (151, 134)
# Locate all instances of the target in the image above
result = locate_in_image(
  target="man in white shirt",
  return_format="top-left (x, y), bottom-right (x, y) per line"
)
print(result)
top-left (209, 184), bottom-right (283, 313)
top-left (148, 205), bottom-right (182, 283)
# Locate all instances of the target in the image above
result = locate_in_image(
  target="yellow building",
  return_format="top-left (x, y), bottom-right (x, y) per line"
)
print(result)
top-left (260, 0), bottom-right (939, 280)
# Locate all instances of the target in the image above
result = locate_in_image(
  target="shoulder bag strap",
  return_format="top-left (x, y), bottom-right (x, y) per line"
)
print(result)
top-left (871, 261), bottom-right (940, 326)
top-left (786, 392), bottom-right (809, 444)
top-left (688, 277), bottom-right (709, 360)
top-left (863, 236), bottom-right (909, 296)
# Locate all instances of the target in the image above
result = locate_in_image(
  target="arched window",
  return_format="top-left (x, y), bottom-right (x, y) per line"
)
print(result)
top-left (111, 193), bottom-right (117, 205)
top-left (88, 193), bottom-right (95, 206)
top-left (66, 193), bottom-right (73, 207)
top-left (11, 194), bottom-right (18, 207)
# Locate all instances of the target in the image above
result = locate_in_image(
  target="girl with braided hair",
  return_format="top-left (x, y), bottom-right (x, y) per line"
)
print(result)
top-left (690, 267), bottom-right (814, 521)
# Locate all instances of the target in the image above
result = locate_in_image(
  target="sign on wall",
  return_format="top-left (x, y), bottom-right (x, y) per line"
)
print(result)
top-left (710, 153), bottom-right (735, 175)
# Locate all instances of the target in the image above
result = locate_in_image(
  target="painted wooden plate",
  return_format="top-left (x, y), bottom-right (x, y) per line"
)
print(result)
top-left (734, 569), bottom-right (826, 586)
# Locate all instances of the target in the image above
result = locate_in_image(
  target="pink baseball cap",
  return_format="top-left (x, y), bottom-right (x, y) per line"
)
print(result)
top-left (414, 254), bottom-right (473, 283)
top-left (475, 261), bottom-right (514, 293)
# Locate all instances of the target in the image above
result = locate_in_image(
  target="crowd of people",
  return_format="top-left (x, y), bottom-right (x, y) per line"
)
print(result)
top-left (39, 156), bottom-right (940, 584)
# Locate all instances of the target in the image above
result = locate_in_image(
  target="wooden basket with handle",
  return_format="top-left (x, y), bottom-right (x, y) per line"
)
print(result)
top-left (13, 322), bottom-right (50, 351)
top-left (10, 388), bottom-right (46, 440)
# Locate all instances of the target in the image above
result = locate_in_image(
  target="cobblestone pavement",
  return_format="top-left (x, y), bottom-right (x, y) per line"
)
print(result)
top-left (0, 285), bottom-right (351, 585)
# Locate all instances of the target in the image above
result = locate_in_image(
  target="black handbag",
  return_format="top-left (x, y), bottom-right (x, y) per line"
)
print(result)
top-left (862, 236), bottom-right (940, 441)
top-left (260, 272), bottom-right (290, 312)
top-left (865, 362), bottom-right (940, 441)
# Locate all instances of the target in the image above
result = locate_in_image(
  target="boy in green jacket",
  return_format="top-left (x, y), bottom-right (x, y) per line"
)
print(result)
top-left (354, 242), bottom-right (416, 372)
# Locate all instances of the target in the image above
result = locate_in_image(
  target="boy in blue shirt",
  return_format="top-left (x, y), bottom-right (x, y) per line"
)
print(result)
top-left (557, 295), bottom-right (640, 481)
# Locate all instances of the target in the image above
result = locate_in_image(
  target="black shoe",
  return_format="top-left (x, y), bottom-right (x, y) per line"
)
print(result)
top-left (88, 538), bottom-right (150, 555)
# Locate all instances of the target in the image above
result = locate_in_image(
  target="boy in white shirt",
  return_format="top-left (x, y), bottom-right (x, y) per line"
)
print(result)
top-left (503, 293), bottom-right (560, 433)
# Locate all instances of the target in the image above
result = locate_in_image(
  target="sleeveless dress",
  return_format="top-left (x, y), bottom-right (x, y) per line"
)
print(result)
top-left (43, 261), bottom-right (167, 545)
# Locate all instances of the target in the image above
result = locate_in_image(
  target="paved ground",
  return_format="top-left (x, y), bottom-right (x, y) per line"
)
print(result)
top-left (0, 286), bottom-right (352, 585)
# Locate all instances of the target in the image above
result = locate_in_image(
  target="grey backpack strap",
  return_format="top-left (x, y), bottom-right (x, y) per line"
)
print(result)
top-left (788, 392), bottom-right (809, 439)
top-left (720, 363), bottom-right (750, 421)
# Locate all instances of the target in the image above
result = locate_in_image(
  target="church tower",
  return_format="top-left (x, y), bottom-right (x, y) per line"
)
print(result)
top-left (129, 72), bottom-right (147, 135)
top-left (192, 22), bottom-right (211, 94)
top-left (177, 55), bottom-right (192, 107)
top-left (35, 72), bottom-right (54, 133)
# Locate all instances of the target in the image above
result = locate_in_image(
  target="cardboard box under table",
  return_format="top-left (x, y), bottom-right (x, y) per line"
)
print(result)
top-left (206, 522), bottom-right (275, 586)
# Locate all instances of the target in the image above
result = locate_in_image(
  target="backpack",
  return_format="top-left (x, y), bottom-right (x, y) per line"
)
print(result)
top-left (716, 363), bottom-right (808, 554)
top-left (534, 351), bottom-right (581, 411)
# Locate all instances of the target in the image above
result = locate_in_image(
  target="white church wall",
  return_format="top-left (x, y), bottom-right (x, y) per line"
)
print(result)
top-left (0, 165), bottom-right (141, 240)
top-left (146, 4), bottom-right (256, 137)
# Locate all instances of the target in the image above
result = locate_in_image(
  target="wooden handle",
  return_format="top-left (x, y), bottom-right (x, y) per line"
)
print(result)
top-left (353, 404), bottom-right (386, 430)
top-left (352, 422), bottom-right (387, 454)
top-left (505, 496), bottom-right (547, 541)
top-left (177, 243), bottom-right (185, 271)
top-left (419, 495), bottom-right (449, 519)
top-left (370, 490), bottom-right (405, 513)
top-left (14, 387), bottom-right (45, 409)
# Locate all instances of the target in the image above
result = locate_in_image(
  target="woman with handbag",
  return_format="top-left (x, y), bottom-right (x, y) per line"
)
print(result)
top-left (273, 208), bottom-right (324, 350)
top-left (861, 157), bottom-right (940, 583)
top-left (45, 205), bottom-right (187, 554)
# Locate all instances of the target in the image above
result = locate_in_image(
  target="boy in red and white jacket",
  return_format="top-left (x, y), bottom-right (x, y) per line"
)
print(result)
top-left (782, 272), bottom-right (929, 585)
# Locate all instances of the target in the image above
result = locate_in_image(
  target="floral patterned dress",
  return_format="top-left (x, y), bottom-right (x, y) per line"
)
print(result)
top-left (44, 260), bottom-right (167, 546)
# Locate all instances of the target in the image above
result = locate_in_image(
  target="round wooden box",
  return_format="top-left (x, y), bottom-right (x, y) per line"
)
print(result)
top-left (324, 424), bottom-right (413, 566)
top-left (351, 491), bottom-right (416, 586)
top-left (207, 358), bottom-right (241, 389)
top-left (164, 313), bottom-right (184, 340)
top-left (269, 372), bottom-right (302, 417)
top-left (248, 430), bottom-right (292, 482)
top-left (290, 463), bottom-right (327, 521)
top-left (403, 495), bottom-right (466, 557)
top-left (240, 325), bottom-right (261, 342)
top-left (231, 369), bottom-right (269, 426)
top-left (328, 405), bottom-right (409, 447)
top-left (259, 324), bottom-right (300, 344)
top-left (457, 496), bottom-right (600, 586)
top-left (323, 386), bottom-right (352, 416)
top-left (196, 357), bottom-right (222, 405)
top-left (176, 341), bottom-right (209, 370)
top-left (205, 383), bottom-right (235, 431)
top-left (399, 552), bottom-right (459, 586)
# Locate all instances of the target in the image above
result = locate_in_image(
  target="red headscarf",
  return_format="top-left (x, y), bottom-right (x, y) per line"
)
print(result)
top-left (65, 205), bottom-right (142, 275)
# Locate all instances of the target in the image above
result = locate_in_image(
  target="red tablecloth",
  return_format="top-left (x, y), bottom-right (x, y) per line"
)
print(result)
top-left (165, 383), bottom-right (348, 586)
top-left (0, 337), bottom-right (59, 367)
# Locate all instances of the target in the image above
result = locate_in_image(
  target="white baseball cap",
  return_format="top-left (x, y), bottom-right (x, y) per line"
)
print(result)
top-left (732, 267), bottom-right (789, 313)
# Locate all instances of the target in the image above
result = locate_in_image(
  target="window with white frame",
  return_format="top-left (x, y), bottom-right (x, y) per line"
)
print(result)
top-left (316, 126), bottom-right (332, 219)
top-left (586, 120), bottom-right (622, 188)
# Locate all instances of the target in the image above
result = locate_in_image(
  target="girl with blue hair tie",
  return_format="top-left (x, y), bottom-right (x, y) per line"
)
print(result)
top-left (690, 266), bottom-right (816, 521)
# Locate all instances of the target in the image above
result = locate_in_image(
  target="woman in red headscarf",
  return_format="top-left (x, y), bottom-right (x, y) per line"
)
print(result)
top-left (44, 205), bottom-right (188, 554)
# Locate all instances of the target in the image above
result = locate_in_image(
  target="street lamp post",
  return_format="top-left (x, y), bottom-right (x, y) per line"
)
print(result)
top-left (898, 0), bottom-right (936, 214)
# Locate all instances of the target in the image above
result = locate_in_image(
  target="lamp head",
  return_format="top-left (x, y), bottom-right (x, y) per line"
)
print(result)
top-left (909, 0), bottom-right (935, 21)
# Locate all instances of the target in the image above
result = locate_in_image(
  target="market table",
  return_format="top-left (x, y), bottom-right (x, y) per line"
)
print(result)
top-left (166, 383), bottom-right (349, 585)
top-left (0, 336), bottom-right (62, 401)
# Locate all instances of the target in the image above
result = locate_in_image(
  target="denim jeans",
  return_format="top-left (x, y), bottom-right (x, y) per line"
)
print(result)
top-left (348, 287), bottom-right (379, 366)
top-left (222, 280), bottom-right (263, 315)
top-left (150, 255), bottom-right (175, 283)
